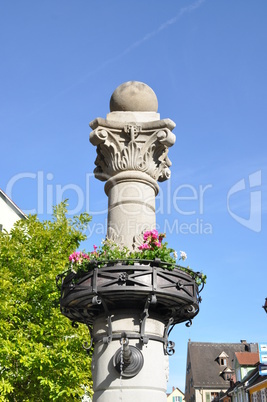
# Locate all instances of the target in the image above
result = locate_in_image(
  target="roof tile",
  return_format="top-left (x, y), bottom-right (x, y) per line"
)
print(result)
top-left (235, 352), bottom-right (259, 365)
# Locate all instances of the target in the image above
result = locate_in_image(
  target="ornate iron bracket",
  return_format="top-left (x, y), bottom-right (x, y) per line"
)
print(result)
top-left (92, 294), bottom-right (113, 345)
top-left (83, 324), bottom-right (94, 354)
top-left (163, 317), bottom-right (175, 355)
top-left (140, 295), bottom-right (157, 344)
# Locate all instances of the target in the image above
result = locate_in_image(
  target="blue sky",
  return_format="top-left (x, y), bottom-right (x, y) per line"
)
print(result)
top-left (1, 0), bottom-right (266, 393)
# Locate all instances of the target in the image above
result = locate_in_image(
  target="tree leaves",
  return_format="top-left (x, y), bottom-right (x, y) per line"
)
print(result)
top-left (0, 202), bottom-right (93, 401)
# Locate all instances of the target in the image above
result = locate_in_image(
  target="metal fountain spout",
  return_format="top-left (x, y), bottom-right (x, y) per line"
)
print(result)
top-left (120, 334), bottom-right (132, 365)
top-left (113, 332), bottom-right (144, 378)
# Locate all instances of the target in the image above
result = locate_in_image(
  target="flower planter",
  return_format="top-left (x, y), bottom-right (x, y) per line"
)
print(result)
top-left (60, 261), bottom-right (202, 327)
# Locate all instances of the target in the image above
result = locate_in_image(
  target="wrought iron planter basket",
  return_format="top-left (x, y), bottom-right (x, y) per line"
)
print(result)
top-left (59, 260), bottom-right (204, 328)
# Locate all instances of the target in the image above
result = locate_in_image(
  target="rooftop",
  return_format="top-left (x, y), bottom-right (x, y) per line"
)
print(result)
top-left (235, 352), bottom-right (259, 366)
top-left (188, 342), bottom-right (257, 388)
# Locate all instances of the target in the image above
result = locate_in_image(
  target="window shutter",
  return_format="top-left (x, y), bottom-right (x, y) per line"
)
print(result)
top-left (206, 393), bottom-right (211, 402)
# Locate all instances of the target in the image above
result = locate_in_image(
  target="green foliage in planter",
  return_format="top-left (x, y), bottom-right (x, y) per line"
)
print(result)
top-left (67, 230), bottom-right (206, 286)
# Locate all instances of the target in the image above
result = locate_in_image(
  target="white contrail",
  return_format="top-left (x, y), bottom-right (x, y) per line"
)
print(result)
top-left (26, 0), bottom-right (206, 116)
top-left (118, 0), bottom-right (206, 57)
top-left (64, 0), bottom-right (207, 81)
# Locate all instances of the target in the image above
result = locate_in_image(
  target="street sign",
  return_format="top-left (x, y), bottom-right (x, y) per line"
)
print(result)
top-left (259, 364), bottom-right (267, 376)
top-left (259, 344), bottom-right (267, 375)
top-left (259, 343), bottom-right (267, 352)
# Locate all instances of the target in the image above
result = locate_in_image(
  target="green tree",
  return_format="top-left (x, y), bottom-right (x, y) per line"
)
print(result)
top-left (0, 202), bottom-right (93, 401)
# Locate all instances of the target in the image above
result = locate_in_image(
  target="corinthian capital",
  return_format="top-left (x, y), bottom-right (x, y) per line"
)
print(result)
top-left (90, 118), bottom-right (176, 182)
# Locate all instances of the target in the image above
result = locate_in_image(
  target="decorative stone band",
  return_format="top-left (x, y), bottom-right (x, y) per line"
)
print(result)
top-left (104, 170), bottom-right (159, 197)
top-left (89, 118), bottom-right (176, 183)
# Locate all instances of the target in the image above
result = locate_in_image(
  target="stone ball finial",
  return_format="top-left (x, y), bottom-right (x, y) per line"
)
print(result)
top-left (110, 81), bottom-right (158, 112)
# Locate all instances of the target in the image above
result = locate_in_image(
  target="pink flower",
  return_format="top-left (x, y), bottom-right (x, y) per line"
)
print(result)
top-left (143, 229), bottom-right (159, 241)
top-left (69, 251), bottom-right (90, 264)
top-left (93, 245), bottom-right (97, 251)
top-left (158, 233), bottom-right (166, 242)
top-left (151, 229), bottom-right (158, 239)
top-left (143, 231), bottom-right (151, 241)
top-left (138, 243), bottom-right (150, 250)
top-left (155, 242), bottom-right (161, 248)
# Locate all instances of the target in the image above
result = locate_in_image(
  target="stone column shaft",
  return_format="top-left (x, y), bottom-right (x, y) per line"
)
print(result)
top-left (92, 311), bottom-right (169, 402)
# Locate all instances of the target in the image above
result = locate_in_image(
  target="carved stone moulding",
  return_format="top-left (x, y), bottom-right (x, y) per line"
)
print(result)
top-left (60, 262), bottom-right (201, 327)
top-left (104, 170), bottom-right (159, 197)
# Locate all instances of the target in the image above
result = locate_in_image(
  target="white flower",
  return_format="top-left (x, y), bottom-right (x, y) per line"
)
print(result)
top-left (173, 251), bottom-right (178, 259)
top-left (180, 251), bottom-right (187, 261)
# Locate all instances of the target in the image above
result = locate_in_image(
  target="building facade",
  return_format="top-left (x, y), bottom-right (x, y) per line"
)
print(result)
top-left (167, 387), bottom-right (185, 402)
top-left (0, 189), bottom-right (26, 232)
top-left (247, 376), bottom-right (267, 402)
top-left (229, 351), bottom-right (259, 402)
top-left (184, 341), bottom-right (258, 402)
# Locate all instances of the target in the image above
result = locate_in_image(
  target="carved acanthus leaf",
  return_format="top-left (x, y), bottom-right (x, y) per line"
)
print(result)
top-left (113, 141), bottom-right (143, 171)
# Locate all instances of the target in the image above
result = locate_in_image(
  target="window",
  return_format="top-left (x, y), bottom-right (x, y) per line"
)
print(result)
top-left (189, 378), bottom-right (193, 393)
top-left (236, 368), bottom-right (241, 382)
top-left (217, 352), bottom-right (229, 366)
top-left (252, 393), bottom-right (257, 402)
top-left (211, 392), bottom-right (219, 401)
top-left (187, 362), bottom-right (191, 374)
top-left (206, 392), bottom-right (219, 402)
top-left (173, 397), bottom-right (182, 402)
top-left (222, 367), bottom-right (234, 381)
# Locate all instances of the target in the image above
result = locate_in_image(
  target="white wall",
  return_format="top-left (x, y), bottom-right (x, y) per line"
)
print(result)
top-left (0, 196), bottom-right (24, 232)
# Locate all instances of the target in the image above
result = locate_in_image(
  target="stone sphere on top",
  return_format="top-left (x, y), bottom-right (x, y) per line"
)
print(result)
top-left (110, 81), bottom-right (158, 112)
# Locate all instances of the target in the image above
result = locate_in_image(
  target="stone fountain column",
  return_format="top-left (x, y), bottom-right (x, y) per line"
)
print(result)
top-left (88, 82), bottom-right (175, 401)
top-left (89, 81), bottom-right (176, 250)
top-left (59, 81), bottom-right (202, 402)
